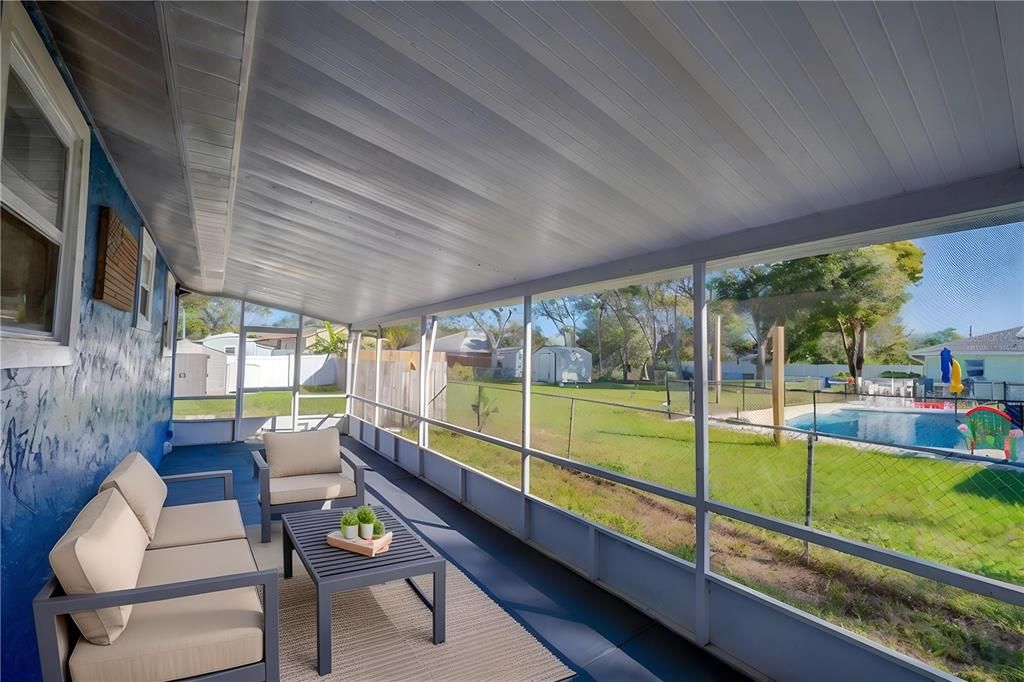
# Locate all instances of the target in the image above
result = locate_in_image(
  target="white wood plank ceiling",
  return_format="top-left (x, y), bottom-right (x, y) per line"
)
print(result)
top-left (38, 2), bottom-right (1024, 325)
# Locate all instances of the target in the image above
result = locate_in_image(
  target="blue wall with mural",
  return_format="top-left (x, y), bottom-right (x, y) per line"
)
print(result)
top-left (1, 129), bottom-right (174, 679)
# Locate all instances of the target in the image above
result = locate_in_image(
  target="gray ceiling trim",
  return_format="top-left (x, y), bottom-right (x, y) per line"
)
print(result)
top-left (155, 2), bottom-right (206, 282)
top-left (352, 167), bottom-right (1024, 328)
top-left (218, 0), bottom-right (259, 292)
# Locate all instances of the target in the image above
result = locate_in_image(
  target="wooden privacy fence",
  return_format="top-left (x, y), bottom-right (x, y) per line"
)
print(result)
top-left (350, 350), bottom-right (447, 429)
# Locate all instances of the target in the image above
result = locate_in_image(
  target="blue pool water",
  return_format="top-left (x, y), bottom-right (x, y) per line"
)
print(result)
top-left (788, 408), bottom-right (963, 450)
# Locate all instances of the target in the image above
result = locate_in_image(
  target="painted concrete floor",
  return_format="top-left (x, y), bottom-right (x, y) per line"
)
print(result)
top-left (160, 436), bottom-right (747, 682)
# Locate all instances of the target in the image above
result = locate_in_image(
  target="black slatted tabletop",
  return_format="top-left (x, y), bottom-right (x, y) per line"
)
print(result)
top-left (282, 506), bottom-right (438, 582)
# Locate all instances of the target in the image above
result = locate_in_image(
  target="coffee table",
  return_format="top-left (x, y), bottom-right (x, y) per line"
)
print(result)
top-left (282, 505), bottom-right (446, 675)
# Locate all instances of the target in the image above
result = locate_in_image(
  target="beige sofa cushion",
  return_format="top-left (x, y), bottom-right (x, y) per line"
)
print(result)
top-left (49, 488), bottom-right (149, 645)
top-left (148, 500), bottom-right (245, 550)
top-left (137, 538), bottom-right (257, 585)
top-left (69, 539), bottom-right (263, 682)
top-left (267, 469), bottom-right (356, 505)
top-left (264, 428), bottom-right (343, 478)
top-left (99, 452), bottom-right (167, 539)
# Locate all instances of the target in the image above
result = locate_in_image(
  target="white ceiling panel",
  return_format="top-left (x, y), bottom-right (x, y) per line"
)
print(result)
top-left (36, 1), bottom-right (1024, 325)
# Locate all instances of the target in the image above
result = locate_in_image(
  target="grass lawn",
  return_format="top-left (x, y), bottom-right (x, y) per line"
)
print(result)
top-left (173, 390), bottom-right (346, 419)
top-left (424, 380), bottom-right (1024, 681)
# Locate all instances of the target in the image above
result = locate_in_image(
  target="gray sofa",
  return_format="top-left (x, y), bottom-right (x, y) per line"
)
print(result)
top-left (252, 428), bottom-right (366, 543)
top-left (33, 452), bottom-right (278, 682)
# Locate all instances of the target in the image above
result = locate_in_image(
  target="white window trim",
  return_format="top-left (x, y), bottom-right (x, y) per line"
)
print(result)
top-left (0, 2), bottom-right (90, 369)
top-left (135, 229), bottom-right (156, 331)
top-left (163, 271), bottom-right (176, 354)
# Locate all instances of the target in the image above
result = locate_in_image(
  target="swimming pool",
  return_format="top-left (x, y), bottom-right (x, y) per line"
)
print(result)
top-left (787, 408), bottom-right (964, 450)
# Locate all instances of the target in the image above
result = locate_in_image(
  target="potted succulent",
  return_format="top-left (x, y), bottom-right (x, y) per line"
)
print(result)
top-left (372, 519), bottom-right (385, 539)
top-left (340, 511), bottom-right (359, 540)
top-left (356, 505), bottom-right (377, 540)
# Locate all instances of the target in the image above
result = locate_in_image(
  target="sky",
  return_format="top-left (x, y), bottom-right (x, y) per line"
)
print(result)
top-left (900, 222), bottom-right (1024, 336)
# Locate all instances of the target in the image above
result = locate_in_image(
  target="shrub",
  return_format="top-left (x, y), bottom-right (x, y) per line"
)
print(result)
top-left (471, 388), bottom-right (499, 431)
top-left (878, 370), bottom-right (921, 378)
top-left (449, 363), bottom-right (474, 381)
top-left (340, 511), bottom-right (358, 527)
top-left (356, 505), bottom-right (376, 524)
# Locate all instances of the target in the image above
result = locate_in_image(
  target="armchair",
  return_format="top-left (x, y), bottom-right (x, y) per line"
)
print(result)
top-left (252, 429), bottom-right (367, 542)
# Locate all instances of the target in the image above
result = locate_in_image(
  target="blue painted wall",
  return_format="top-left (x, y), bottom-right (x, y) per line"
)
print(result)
top-left (0, 135), bottom-right (173, 681)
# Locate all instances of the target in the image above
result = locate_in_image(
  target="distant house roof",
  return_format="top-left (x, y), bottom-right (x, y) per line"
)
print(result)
top-left (402, 330), bottom-right (490, 354)
top-left (911, 326), bottom-right (1024, 357)
top-left (250, 328), bottom-right (327, 342)
top-left (176, 339), bottom-right (207, 353)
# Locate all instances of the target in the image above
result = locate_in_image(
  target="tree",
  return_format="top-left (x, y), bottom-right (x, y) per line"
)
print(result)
top-left (465, 307), bottom-right (515, 368)
top-left (307, 321), bottom-right (348, 358)
top-left (786, 241), bottom-right (924, 383)
top-left (866, 317), bottom-right (913, 364)
top-left (662, 278), bottom-right (694, 377)
top-left (381, 324), bottom-right (417, 350)
top-left (576, 294), bottom-right (610, 377)
top-left (711, 266), bottom-right (791, 383)
top-left (537, 296), bottom-right (586, 347)
top-left (713, 302), bottom-right (757, 362)
top-left (910, 327), bottom-right (961, 348)
top-left (710, 240), bottom-right (924, 385)
top-left (179, 295), bottom-right (242, 340)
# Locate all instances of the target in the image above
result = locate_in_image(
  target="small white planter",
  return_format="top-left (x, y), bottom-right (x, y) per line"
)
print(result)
top-left (359, 523), bottom-right (374, 540)
top-left (342, 525), bottom-right (358, 540)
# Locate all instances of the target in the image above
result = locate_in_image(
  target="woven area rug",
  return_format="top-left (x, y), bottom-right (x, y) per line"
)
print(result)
top-left (278, 564), bottom-right (574, 681)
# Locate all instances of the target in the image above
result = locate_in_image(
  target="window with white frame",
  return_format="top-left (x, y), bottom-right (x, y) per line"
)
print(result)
top-left (162, 271), bottom-right (176, 353)
top-left (1, 2), bottom-right (90, 368)
top-left (135, 230), bottom-right (156, 330)
top-left (964, 358), bottom-right (985, 378)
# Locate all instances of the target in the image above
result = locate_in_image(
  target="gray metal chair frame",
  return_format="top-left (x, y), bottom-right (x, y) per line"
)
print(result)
top-left (32, 470), bottom-right (279, 682)
top-left (252, 446), bottom-right (366, 543)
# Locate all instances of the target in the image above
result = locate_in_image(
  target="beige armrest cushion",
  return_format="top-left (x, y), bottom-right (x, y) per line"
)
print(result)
top-left (263, 429), bottom-right (343, 478)
top-left (98, 452), bottom-right (167, 539)
top-left (49, 488), bottom-right (150, 644)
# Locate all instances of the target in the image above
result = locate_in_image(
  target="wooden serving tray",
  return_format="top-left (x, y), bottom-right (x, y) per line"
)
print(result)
top-left (326, 530), bottom-right (393, 557)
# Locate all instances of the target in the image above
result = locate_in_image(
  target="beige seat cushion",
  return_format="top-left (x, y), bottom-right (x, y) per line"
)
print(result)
top-left (69, 540), bottom-right (263, 682)
top-left (264, 428), bottom-right (343, 478)
top-left (267, 468), bottom-right (356, 505)
top-left (98, 452), bottom-right (168, 539)
top-left (49, 488), bottom-right (149, 645)
top-left (148, 500), bottom-right (246, 550)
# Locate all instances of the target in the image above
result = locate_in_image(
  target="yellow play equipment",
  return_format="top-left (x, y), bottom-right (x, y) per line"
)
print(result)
top-left (949, 358), bottom-right (964, 395)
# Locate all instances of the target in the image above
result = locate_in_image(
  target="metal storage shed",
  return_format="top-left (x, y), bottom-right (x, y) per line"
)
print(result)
top-left (533, 347), bottom-right (593, 385)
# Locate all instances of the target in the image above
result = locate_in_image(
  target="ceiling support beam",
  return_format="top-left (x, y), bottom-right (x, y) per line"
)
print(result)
top-left (155, 2), bottom-right (206, 283)
top-left (219, 0), bottom-right (260, 292)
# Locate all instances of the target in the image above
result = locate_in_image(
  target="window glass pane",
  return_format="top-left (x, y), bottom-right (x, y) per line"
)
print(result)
top-left (437, 305), bottom-right (524, 445)
top-left (1, 206), bottom-right (58, 332)
top-left (174, 295), bottom-right (240, 397)
top-left (702, 222), bottom-right (1024, 674)
top-left (2, 73), bottom-right (67, 227)
top-left (530, 278), bottom-right (695, 494)
top-left (242, 390), bottom-right (292, 418)
top-left (242, 332), bottom-right (295, 389)
top-left (172, 396), bottom-right (236, 421)
top-left (351, 330), bottom-right (377, 423)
